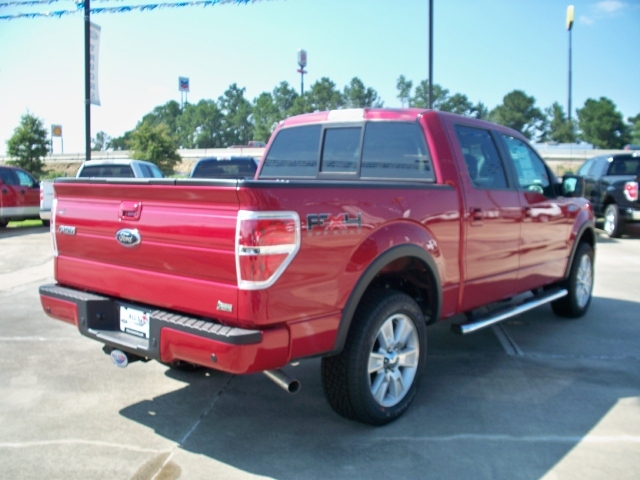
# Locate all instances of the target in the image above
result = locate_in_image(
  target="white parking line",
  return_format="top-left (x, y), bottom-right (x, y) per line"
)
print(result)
top-left (491, 323), bottom-right (524, 356)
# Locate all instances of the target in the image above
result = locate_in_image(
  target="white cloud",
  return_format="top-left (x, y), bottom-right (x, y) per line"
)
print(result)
top-left (579, 1), bottom-right (628, 25)
top-left (578, 15), bottom-right (594, 25)
top-left (594, 0), bottom-right (627, 14)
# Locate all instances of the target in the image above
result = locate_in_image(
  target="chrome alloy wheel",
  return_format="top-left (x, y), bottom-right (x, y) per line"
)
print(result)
top-left (368, 313), bottom-right (420, 408)
top-left (576, 253), bottom-right (593, 309)
top-left (604, 209), bottom-right (616, 237)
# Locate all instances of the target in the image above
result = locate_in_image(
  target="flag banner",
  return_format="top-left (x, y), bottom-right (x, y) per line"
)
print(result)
top-left (90, 22), bottom-right (101, 106)
top-left (0, 0), bottom-right (263, 20)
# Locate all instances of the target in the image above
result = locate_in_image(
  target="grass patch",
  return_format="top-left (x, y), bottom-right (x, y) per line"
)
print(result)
top-left (7, 219), bottom-right (47, 228)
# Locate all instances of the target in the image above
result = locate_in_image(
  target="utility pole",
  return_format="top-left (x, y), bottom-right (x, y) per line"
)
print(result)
top-left (84, 0), bottom-right (91, 160)
top-left (567, 5), bottom-right (574, 122)
top-left (428, 0), bottom-right (433, 109)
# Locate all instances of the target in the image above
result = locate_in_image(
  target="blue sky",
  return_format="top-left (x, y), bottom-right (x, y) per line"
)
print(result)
top-left (1, 0), bottom-right (639, 154)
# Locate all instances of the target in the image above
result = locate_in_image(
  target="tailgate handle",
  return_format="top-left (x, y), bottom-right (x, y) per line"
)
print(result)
top-left (119, 201), bottom-right (142, 221)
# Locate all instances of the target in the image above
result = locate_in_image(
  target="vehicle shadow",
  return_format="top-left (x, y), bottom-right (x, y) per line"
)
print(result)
top-left (119, 296), bottom-right (640, 479)
top-left (0, 225), bottom-right (49, 239)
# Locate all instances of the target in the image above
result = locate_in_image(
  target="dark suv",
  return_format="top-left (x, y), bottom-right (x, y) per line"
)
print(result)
top-left (577, 153), bottom-right (640, 237)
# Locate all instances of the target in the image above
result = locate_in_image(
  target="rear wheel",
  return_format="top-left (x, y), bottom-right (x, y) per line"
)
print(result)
top-left (321, 289), bottom-right (426, 425)
top-left (603, 204), bottom-right (624, 238)
top-left (551, 243), bottom-right (594, 318)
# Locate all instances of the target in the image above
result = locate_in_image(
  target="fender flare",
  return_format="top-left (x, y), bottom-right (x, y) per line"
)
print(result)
top-left (329, 244), bottom-right (442, 356)
top-left (563, 222), bottom-right (596, 280)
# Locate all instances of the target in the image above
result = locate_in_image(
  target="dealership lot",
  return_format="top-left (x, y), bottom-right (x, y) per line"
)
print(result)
top-left (1, 225), bottom-right (639, 480)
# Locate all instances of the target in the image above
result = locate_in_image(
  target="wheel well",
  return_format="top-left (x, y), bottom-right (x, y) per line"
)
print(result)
top-left (361, 256), bottom-right (438, 325)
top-left (330, 246), bottom-right (442, 356)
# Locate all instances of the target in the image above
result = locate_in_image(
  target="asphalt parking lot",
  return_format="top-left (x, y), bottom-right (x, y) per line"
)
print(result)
top-left (1, 224), bottom-right (639, 480)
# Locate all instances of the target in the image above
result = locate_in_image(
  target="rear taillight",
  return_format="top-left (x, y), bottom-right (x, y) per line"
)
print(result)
top-left (51, 198), bottom-right (58, 256)
top-left (236, 210), bottom-right (300, 290)
top-left (624, 182), bottom-right (638, 202)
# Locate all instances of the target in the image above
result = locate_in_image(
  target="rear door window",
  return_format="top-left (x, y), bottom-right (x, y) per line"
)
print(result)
top-left (361, 122), bottom-right (434, 180)
top-left (0, 168), bottom-right (18, 185)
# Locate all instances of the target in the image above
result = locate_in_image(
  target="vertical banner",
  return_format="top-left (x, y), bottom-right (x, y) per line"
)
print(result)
top-left (90, 22), bottom-right (101, 106)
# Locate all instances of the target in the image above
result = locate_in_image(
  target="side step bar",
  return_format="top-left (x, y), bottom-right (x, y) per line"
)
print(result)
top-left (451, 288), bottom-right (568, 335)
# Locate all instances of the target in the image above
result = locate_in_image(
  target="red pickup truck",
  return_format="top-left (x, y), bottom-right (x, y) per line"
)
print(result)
top-left (40, 109), bottom-right (595, 425)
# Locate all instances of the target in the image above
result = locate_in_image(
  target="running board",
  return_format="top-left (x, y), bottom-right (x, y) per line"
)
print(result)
top-left (451, 288), bottom-right (568, 335)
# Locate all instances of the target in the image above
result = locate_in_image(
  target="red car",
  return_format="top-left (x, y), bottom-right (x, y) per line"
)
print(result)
top-left (0, 165), bottom-right (41, 227)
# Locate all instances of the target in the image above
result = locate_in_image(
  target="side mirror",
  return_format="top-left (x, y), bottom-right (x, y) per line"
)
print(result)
top-left (561, 175), bottom-right (585, 197)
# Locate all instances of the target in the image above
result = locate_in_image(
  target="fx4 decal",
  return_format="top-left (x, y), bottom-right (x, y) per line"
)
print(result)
top-left (307, 212), bottom-right (362, 236)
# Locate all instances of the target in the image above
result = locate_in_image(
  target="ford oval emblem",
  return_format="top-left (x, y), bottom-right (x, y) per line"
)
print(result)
top-left (116, 229), bottom-right (141, 248)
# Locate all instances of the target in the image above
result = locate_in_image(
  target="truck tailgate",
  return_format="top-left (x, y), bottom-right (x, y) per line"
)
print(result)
top-left (53, 179), bottom-right (240, 320)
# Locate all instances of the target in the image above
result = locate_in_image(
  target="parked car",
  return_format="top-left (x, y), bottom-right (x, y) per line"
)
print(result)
top-left (0, 165), bottom-right (41, 227)
top-left (577, 153), bottom-right (640, 237)
top-left (40, 159), bottom-right (164, 222)
top-left (190, 156), bottom-right (258, 179)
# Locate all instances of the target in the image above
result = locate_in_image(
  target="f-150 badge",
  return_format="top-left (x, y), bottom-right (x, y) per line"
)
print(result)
top-left (307, 212), bottom-right (362, 236)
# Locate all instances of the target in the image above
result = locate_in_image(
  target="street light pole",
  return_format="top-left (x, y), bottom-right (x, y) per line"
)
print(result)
top-left (297, 49), bottom-right (307, 97)
top-left (84, 0), bottom-right (91, 160)
top-left (567, 5), bottom-right (574, 122)
top-left (428, 0), bottom-right (433, 109)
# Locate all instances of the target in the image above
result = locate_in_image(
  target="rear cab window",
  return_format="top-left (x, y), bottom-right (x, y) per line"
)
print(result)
top-left (78, 165), bottom-right (135, 178)
top-left (259, 122), bottom-right (435, 182)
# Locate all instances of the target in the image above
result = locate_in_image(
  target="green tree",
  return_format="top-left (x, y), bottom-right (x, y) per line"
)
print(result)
top-left (411, 81), bottom-right (450, 109)
top-left (343, 77), bottom-right (383, 108)
top-left (577, 97), bottom-right (630, 148)
top-left (439, 93), bottom-right (487, 118)
top-left (109, 130), bottom-right (133, 151)
top-left (396, 75), bottom-right (413, 108)
top-left (306, 77), bottom-right (344, 112)
top-left (218, 83), bottom-right (254, 146)
top-left (252, 82), bottom-right (301, 142)
top-left (626, 113), bottom-right (640, 145)
top-left (177, 100), bottom-right (224, 148)
top-left (6, 112), bottom-right (49, 178)
top-left (252, 92), bottom-right (280, 143)
top-left (272, 81), bottom-right (299, 116)
top-left (140, 100), bottom-right (182, 134)
top-left (545, 102), bottom-right (576, 143)
top-left (128, 122), bottom-right (181, 174)
top-left (91, 131), bottom-right (112, 151)
top-left (489, 90), bottom-right (546, 141)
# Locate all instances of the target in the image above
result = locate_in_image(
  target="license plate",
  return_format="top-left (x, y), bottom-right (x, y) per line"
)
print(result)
top-left (119, 306), bottom-right (150, 339)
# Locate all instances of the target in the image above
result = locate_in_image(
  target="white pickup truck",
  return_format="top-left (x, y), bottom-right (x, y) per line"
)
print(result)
top-left (40, 159), bottom-right (164, 222)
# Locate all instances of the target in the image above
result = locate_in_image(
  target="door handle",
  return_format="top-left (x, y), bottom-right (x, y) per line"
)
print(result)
top-left (119, 201), bottom-right (142, 221)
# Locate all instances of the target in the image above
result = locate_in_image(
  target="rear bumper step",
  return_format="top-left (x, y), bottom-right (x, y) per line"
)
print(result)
top-left (451, 288), bottom-right (568, 335)
top-left (39, 284), bottom-right (290, 374)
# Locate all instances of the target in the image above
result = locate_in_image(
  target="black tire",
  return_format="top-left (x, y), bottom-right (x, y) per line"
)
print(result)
top-left (603, 204), bottom-right (624, 238)
top-left (321, 289), bottom-right (427, 426)
top-left (42, 220), bottom-right (50, 228)
top-left (551, 243), bottom-right (594, 318)
top-left (0, 220), bottom-right (7, 228)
